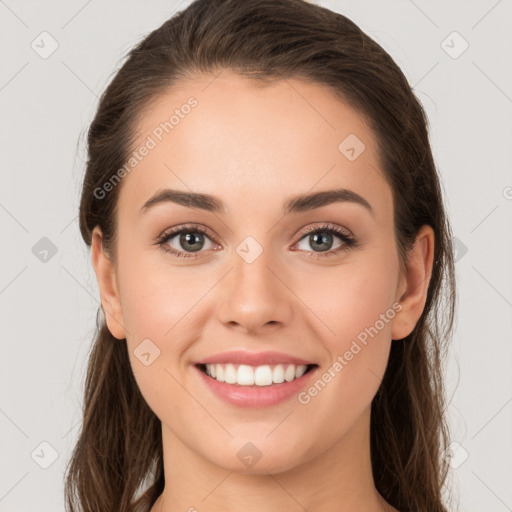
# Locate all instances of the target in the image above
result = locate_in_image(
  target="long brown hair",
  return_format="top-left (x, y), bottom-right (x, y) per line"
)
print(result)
top-left (65, 1), bottom-right (457, 510)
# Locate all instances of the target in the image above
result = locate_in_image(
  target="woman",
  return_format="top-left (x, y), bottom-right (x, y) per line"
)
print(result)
top-left (64, 0), bottom-right (457, 510)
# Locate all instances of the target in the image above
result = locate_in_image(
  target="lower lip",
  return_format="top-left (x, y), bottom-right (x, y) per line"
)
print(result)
top-left (194, 364), bottom-right (319, 408)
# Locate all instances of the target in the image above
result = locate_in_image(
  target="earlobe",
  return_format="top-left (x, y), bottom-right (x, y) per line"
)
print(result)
top-left (391, 225), bottom-right (435, 341)
top-left (91, 226), bottom-right (126, 340)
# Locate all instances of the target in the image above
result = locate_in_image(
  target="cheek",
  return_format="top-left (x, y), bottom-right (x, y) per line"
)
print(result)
top-left (295, 272), bottom-right (398, 428)
top-left (297, 253), bottom-right (399, 346)
top-left (116, 240), bottom-right (204, 338)
top-left (114, 246), bottom-right (203, 412)
top-left (298, 250), bottom-right (399, 394)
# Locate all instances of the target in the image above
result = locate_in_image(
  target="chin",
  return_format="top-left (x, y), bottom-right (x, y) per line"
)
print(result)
top-left (205, 440), bottom-right (314, 475)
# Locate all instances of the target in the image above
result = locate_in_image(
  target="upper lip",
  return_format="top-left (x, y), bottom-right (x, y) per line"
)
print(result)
top-left (195, 350), bottom-right (316, 367)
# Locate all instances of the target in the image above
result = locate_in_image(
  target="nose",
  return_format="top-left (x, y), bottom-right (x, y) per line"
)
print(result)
top-left (215, 245), bottom-right (294, 335)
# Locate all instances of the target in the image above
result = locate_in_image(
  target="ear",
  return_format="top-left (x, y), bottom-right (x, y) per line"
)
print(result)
top-left (391, 225), bottom-right (435, 341)
top-left (91, 226), bottom-right (126, 340)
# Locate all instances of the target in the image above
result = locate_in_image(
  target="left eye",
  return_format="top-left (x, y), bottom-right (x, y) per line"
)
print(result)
top-left (295, 229), bottom-right (346, 253)
top-left (292, 224), bottom-right (356, 258)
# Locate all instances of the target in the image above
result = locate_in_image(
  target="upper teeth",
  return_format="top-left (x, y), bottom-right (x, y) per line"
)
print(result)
top-left (205, 363), bottom-right (309, 386)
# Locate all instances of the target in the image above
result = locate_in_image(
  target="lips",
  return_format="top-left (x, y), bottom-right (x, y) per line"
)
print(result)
top-left (195, 350), bottom-right (316, 367)
top-left (193, 350), bottom-right (319, 407)
top-left (194, 361), bottom-right (320, 407)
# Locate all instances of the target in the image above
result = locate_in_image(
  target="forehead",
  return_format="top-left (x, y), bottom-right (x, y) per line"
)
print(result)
top-left (119, 70), bottom-right (392, 222)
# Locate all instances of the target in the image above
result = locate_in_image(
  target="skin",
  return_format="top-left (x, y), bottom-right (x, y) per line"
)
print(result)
top-left (91, 69), bottom-right (434, 512)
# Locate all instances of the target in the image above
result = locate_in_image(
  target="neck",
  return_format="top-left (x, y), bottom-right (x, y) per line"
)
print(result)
top-left (153, 406), bottom-right (395, 512)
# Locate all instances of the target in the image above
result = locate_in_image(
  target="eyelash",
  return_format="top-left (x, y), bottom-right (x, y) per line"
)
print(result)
top-left (155, 222), bottom-right (357, 260)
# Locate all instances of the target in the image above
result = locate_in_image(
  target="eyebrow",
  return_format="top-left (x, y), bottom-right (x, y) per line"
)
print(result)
top-left (140, 187), bottom-right (374, 217)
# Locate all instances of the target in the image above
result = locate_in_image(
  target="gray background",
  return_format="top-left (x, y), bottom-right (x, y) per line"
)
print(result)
top-left (1, 0), bottom-right (511, 510)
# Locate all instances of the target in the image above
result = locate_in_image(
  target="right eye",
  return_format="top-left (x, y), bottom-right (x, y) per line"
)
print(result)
top-left (156, 224), bottom-right (219, 258)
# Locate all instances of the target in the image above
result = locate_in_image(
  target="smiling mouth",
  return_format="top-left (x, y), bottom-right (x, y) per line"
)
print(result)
top-left (196, 363), bottom-right (318, 387)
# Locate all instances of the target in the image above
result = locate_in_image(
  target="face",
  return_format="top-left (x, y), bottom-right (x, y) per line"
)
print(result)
top-left (92, 69), bottom-right (432, 474)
